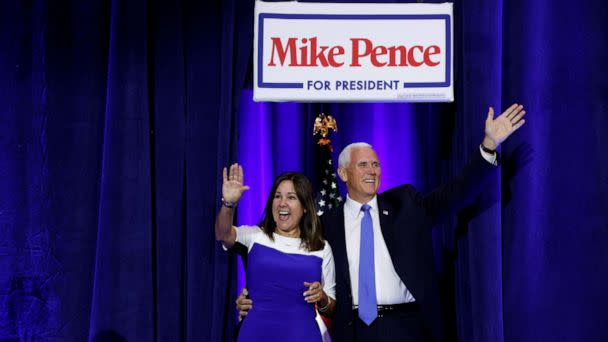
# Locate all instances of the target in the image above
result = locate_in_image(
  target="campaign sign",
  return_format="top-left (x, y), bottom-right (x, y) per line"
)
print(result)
top-left (254, 1), bottom-right (453, 102)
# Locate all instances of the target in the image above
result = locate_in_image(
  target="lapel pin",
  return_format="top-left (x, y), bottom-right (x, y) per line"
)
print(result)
top-left (382, 210), bottom-right (389, 215)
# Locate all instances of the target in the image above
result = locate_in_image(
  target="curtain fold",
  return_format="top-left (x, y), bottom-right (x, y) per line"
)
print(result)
top-left (1, 0), bottom-right (250, 340)
top-left (500, 1), bottom-right (608, 340)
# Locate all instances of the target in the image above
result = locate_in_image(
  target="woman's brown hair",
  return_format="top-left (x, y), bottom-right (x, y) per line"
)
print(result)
top-left (258, 172), bottom-right (324, 251)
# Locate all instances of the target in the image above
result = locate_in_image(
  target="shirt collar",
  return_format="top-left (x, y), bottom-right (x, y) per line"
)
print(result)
top-left (344, 194), bottom-right (378, 219)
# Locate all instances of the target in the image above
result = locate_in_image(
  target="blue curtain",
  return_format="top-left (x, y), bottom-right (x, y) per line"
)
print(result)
top-left (1, 0), bottom-right (607, 341)
top-left (1, 0), bottom-right (252, 340)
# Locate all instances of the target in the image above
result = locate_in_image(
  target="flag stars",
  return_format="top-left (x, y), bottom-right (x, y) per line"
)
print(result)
top-left (315, 154), bottom-right (341, 214)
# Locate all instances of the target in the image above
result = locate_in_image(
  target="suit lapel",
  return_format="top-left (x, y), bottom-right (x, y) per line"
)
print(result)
top-left (324, 205), bottom-right (352, 299)
top-left (377, 195), bottom-right (395, 246)
top-left (377, 194), bottom-right (411, 286)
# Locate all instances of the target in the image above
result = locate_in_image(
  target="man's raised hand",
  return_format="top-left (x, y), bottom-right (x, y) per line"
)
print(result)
top-left (483, 103), bottom-right (526, 150)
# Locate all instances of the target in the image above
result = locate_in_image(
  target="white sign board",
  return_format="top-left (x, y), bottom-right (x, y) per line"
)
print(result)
top-left (253, 1), bottom-right (454, 102)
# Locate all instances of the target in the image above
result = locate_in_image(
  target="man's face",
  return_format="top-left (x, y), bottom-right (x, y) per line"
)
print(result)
top-left (338, 147), bottom-right (381, 203)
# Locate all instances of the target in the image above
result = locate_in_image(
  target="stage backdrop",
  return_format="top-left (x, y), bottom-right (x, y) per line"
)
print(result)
top-left (1, 0), bottom-right (607, 342)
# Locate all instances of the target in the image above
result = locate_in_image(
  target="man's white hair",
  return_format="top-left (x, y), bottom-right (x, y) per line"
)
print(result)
top-left (338, 142), bottom-right (373, 168)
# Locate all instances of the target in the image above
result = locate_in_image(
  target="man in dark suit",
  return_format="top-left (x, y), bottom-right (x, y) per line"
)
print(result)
top-left (237, 104), bottom-right (526, 341)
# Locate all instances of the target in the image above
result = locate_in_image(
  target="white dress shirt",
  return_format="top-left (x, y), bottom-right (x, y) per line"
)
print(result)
top-left (480, 145), bottom-right (498, 165)
top-left (344, 195), bottom-right (415, 305)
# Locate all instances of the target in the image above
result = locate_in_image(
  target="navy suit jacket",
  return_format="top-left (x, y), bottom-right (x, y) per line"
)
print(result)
top-left (321, 151), bottom-right (497, 342)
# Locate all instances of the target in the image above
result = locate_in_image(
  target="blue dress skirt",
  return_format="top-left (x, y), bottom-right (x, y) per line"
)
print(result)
top-left (237, 243), bottom-right (324, 342)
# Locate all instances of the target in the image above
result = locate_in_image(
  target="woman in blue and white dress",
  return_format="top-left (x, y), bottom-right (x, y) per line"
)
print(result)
top-left (215, 163), bottom-right (336, 342)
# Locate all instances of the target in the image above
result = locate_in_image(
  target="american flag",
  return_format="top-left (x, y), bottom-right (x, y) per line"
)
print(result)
top-left (313, 114), bottom-right (343, 216)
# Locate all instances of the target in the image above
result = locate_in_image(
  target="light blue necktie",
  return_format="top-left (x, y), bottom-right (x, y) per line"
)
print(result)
top-left (358, 204), bottom-right (377, 325)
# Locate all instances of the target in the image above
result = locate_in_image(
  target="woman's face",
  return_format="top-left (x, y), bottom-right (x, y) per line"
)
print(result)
top-left (272, 180), bottom-right (305, 237)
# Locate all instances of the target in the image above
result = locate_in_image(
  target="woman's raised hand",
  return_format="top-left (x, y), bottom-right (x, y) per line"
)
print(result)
top-left (222, 163), bottom-right (250, 204)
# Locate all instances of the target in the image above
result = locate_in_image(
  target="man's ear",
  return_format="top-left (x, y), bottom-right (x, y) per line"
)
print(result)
top-left (337, 167), bottom-right (348, 182)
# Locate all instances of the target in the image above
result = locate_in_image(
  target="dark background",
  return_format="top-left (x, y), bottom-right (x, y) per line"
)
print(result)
top-left (1, 0), bottom-right (607, 341)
